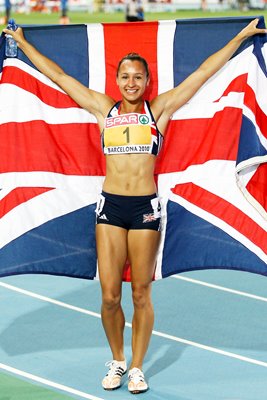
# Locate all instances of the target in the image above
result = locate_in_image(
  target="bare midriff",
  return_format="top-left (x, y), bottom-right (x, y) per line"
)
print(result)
top-left (103, 153), bottom-right (157, 196)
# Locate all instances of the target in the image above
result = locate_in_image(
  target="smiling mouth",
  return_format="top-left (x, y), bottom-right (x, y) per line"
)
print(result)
top-left (126, 89), bottom-right (138, 93)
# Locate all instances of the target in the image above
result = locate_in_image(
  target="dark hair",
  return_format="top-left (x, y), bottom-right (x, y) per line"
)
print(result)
top-left (117, 53), bottom-right (149, 78)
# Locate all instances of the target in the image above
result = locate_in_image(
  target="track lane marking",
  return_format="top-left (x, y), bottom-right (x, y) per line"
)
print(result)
top-left (1, 281), bottom-right (267, 368)
top-left (172, 275), bottom-right (267, 302)
top-left (0, 362), bottom-right (105, 400)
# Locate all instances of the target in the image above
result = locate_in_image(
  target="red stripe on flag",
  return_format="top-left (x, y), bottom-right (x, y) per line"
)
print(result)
top-left (103, 22), bottom-right (159, 100)
top-left (2, 66), bottom-right (80, 109)
top-left (244, 83), bottom-right (267, 140)
top-left (0, 187), bottom-right (53, 218)
top-left (172, 182), bottom-right (267, 254)
top-left (215, 74), bottom-right (248, 101)
top-left (156, 107), bottom-right (242, 174)
top-left (0, 121), bottom-right (105, 176)
top-left (246, 164), bottom-right (267, 213)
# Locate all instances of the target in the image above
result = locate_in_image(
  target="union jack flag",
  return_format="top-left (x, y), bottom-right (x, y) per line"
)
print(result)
top-left (143, 213), bottom-right (157, 223)
top-left (0, 17), bottom-right (266, 281)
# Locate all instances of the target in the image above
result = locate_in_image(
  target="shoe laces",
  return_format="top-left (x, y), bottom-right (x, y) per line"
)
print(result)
top-left (105, 360), bottom-right (125, 378)
top-left (128, 367), bottom-right (145, 383)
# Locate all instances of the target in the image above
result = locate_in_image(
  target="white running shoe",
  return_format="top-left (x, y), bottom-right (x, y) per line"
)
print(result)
top-left (102, 359), bottom-right (127, 390)
top-left (128, 367), bottom-right (148, 394)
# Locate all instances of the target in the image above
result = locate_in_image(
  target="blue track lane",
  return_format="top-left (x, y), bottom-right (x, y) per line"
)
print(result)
top-left (0, 270), bottom-right (267, 400)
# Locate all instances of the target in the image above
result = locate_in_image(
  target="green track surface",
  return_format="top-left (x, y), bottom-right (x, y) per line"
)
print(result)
top-left (0, 371), bottom-right (73, 400)
top-left (0, 9), bottom-right (267, 27)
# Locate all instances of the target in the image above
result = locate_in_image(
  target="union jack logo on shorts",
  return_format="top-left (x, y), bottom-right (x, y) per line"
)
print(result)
top-left (143, 213), bottom-right (156, 223)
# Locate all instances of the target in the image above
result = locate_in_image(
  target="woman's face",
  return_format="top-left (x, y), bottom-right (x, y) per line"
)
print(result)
top-left (116, 60), bottom-right (150, 102)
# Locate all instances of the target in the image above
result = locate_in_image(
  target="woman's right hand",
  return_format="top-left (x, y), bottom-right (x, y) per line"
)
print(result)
top-left (3, 26), bottom-right (26, 47)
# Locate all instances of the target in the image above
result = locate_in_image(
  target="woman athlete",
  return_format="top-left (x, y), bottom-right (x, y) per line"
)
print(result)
top-left (3, 19), bottom-right (266, 394)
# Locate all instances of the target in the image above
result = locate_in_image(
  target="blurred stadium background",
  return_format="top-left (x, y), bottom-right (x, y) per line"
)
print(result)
top-left (0, 0), bottom-right (267, 26)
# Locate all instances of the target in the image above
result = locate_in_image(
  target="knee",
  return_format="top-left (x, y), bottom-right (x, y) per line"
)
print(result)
top-left (102, 292), bottom-right (121, 311)
top-left (131, 284), bottom-right (151, 309)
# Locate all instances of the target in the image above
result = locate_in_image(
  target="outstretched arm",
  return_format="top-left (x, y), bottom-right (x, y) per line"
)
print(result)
top-left (151, 18), bottom-right (267, 134)
top-left (2, 27), bottom-right (115, 124)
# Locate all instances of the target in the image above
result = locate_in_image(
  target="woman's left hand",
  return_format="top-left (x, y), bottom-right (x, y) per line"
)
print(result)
top-left (238, 18), bottom-right (267, 40)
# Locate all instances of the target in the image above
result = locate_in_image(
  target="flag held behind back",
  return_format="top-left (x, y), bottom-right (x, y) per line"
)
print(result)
top-left (0, 17), bottom-right (266, 280)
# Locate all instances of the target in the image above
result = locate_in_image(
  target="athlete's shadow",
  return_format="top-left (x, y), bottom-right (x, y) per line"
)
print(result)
top-left (145, 341), bottom-right (185, 379)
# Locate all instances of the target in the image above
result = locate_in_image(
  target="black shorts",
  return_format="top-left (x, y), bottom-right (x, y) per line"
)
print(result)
top-left (95, 191), bottom-right (161, 231)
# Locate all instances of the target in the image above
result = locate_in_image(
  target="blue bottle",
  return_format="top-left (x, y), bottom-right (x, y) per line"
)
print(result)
top-left (5, 19), bottom-right (18, 58)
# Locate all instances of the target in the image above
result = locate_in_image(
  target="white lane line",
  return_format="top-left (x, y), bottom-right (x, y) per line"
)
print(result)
top-left (0, 362), bottom-right (105, 400)
top-left (0, 281), bottom-right (101, 319)
top-left (172, 275), bottom-right (267, 303)
top-left (150, 330), bottom-right (267, 368)
top-left (1, 281), bottom-right (267, 369)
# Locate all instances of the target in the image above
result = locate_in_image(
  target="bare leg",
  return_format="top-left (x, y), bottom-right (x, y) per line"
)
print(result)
top-left (127, 229), bottom-right (160, 370)
top-left (96, 224), bottom-right (128, 361)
